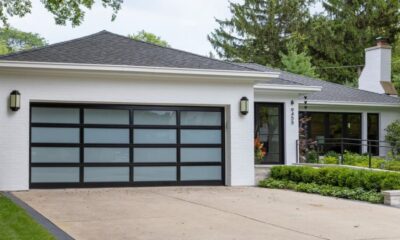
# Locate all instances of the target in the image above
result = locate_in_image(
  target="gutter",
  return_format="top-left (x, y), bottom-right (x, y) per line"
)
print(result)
top-left (254, 84), bottom-right (322, 94)
top-left (300, 100), bottom-right (400, 108)
top-left (0, 60), bottom-right (280, 82)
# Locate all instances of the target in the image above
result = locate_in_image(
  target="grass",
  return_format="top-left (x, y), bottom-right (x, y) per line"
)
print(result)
top-left (0, 194), bottom-right (55, 240)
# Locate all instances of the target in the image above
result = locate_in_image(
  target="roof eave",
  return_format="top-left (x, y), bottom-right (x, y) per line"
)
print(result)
top-left (302, 100), bottom-right (400, 108)
top-left (254, 84), bottom-right (322, 94)
top-left (0, 60), bottom-right (280, 82)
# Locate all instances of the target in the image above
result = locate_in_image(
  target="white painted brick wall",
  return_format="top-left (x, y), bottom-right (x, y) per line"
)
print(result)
top-left (0, 71), bottom-right (255, 190)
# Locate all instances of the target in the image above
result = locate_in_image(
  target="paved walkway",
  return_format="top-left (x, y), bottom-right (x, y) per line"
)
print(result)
top-left (13, 187), bottom-right (400, 240)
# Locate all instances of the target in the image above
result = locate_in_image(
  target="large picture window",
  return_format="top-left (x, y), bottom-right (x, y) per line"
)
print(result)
top-left (301, 112), bottom-right (362, 154)
top-left (254, 103), bottom-right (284, 164)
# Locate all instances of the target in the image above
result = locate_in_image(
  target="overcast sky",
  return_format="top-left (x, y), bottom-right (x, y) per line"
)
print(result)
top-left (8, 0), bottom-right (242, 56)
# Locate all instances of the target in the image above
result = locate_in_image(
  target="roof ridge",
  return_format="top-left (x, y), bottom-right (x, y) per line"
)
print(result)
top-left (245, 62), bottom-right (399, 101)
top-left (103, 31), bottom-right (255, 72)
top-left (0, 31), bottom-right (108, 59)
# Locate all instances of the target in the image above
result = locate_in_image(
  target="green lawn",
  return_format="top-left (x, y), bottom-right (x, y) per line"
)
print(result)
top-left (0, 194), bottom-right (55, 240)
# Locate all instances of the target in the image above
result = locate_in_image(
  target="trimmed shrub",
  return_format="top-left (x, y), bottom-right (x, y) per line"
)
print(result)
top-left (270, 166), bottom-right (400, 192)
top-left (259, 179), bottom-right (384, 204)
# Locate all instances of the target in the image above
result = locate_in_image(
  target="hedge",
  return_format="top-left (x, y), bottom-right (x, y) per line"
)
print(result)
top-left (270, 166), bottom-right (400, 192)
top-left (259, 179), bottom-right (384, 204)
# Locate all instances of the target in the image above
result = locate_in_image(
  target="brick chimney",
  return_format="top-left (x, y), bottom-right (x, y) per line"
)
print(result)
top-left (358, 37), bottom-right (398, 96)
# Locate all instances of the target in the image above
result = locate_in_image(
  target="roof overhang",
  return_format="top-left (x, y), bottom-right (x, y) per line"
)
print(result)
top-left (0, 60), bottom-right (280, 82)
top-left (254, 83), bottom-right (322, 94)
top-left (301, 100), bottom-right (400, 108)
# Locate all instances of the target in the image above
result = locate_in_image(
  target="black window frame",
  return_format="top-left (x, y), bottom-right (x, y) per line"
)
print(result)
top-left (254, 102), bottom-right (285, 165)
top-left (30, 103), bottom-right (225, 188)
top-left (367, 113), bottom-right (380, 156)
top-left (300, 111), bottom-right (363, 154)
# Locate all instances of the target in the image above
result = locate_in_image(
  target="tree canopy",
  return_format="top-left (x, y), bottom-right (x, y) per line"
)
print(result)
top-left (0, 28), bottom-right (47, 54)
top-left (280, 41), bottom-right (318, 78)
top-left (129, 30), bottom-right (170, 47)
top-left (209, 0), bottom-right (400, 87)
top-left (0, 0), bottom-right (123, 27)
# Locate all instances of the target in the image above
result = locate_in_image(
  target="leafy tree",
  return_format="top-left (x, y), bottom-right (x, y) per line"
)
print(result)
top-left (128, 30), bottom-right (170, 47)
top-left (0, 28), bottom-right (47, 54)
top-left (208, 0), bottom-right (313, 66)
top-left (0, 0), bottom-right (123, 27)
top-left (280, 41), bottom-right (318, 78)
top-left (385, 120), bottom-right (400, 157)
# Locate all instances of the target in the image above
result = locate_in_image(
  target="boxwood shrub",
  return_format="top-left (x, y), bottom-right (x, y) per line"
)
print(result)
top-left (270, 166), bottom-right (400, 192)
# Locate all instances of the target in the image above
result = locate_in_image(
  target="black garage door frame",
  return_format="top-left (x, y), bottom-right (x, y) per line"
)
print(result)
top-left (29, 103), bottom-right (225, 188)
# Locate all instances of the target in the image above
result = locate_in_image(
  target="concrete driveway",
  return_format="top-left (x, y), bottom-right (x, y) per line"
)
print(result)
top-left (13, 187), bottom-right (400, 240)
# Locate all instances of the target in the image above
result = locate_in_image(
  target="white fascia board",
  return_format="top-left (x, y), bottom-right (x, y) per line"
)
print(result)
top-left (301, 100), bottom-right (400, 108)
top-left (0, 60), bottom-right (280, 82)
top-left (254, 84), bottom-right (322, 94)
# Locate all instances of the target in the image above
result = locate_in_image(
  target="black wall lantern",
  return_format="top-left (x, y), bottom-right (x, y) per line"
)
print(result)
top-left (9, 90), bottom-right (21, 111)
top-left (240, 96), bottom-right (249, 115)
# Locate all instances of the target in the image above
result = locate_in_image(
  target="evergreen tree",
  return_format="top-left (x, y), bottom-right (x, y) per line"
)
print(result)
top-left (306, 0), bottom-right (400, 84)
top-left (208, 0), bottom-right (313, 67)
top-left (280, 41), bottom-right (318, 78)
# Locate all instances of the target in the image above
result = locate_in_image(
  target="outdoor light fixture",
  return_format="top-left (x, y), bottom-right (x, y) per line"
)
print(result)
top-left (291, 100), bottom-right (294, 105)
top-left (240, 97), bottom-right (249, 115)
top-left (9, 90), bottom-right (21, 111)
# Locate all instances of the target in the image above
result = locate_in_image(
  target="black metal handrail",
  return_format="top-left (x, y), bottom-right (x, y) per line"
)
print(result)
top-left (297, 137), bottom-right (399, 168)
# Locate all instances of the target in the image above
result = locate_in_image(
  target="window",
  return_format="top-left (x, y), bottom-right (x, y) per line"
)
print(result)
top-left (368, 114), bottom-right (379, 155)
top-left (301, 112), bottom-right (362, 154)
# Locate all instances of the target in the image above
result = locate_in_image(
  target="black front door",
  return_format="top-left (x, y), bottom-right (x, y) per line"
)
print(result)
top-left (254, 103), bottom-right (284, 164)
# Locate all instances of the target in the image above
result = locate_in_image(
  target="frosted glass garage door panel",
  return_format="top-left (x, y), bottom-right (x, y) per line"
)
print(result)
top-left (31, 147), bottom-right (79, 163)
top-left (31, 107), bottom-right (79, 124)
top-left (180, 111), bottom-right (221, 126)
top-left (84, 167), bottom-right (129, 182)
top-left (31, 167), bottom-right (79, 183)
top-left (31, 127), bottom-right (79, 143)
top-left (134, 148), bottom-right (176, 163)
top-left (180, 130), bottom-right (221, 144)
top-left (134, 110), bottom-right (176, 125)
top-left (84, 109), bottom-right (129, 124)
top-left (84, 148), bottom-right (129, 163)
top-left (84, 128), bottom-right (129, 144)
top-left (134, 167), bottom-right (176, 181)
top-left (181, 166), bottom-right (221, 181)
top-left (180, 148), bottom-right (221, 162)
top-left (134, 129), bottom-right (176, 144)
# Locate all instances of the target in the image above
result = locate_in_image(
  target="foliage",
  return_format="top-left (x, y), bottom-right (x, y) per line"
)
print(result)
top-left (0, 0), bottom-right (123, 27)
top-left (305, 150), bottom-right (319, 163)
top-left (385, 120), bottom-right (400, 155)
top-left (320, 151), bottom-right (400, 171)
top-left (259, 178), bottom-right (384, 204)
top-left (209, 0), bottom-right (400, 85)
top-left (280, 41), bottom-right (318, 78)
top-left (320, 156), bottom-right (338, 164)
top-left (0, 28), bottom-right (46, 54)
top-left (254, 137), bottom-right (266, 164)
top-left (129, 30), bottom-right (170, 47)
top-left (270, 165), bottom-right (400, 192)
top-left (298, 114), bottom-right (316, 162)
top-left (208, 0), bottom-right (313, 65)
top-left (0, 194), bottom-right (55, 239)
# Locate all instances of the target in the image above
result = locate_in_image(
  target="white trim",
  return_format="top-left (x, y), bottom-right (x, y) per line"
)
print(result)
top-left (254, 83), bottom-right (322, 93)
top-left (0, 60), bottom-right (280, 81)
top-left (302, 100), bottom-right (400, 108)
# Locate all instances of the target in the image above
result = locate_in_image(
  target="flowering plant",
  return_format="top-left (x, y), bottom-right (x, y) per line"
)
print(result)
top-left (255, 137), bottom-right (266, 163)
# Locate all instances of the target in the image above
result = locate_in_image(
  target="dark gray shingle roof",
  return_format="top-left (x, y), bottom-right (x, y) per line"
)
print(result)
top-left (0, 30), bottom-right (253, 72)
top-left (239, 63), bottom-right (400, 105)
